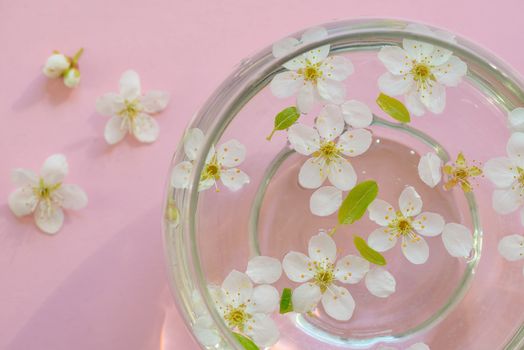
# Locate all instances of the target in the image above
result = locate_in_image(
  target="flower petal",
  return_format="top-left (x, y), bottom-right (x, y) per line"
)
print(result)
top-left (194, 315), bottom-right (220, 348)
top-left (119, 70), bottom-right (141, 99)
top-left (368, 199), bottom-right (395, 226)
top-left (337, 129), bottom-right (373, 157)
top-left (288, 124), bottom-right (320, 156)
top-left (399, 186), bottom-right (423, 217)
top-left (434, 55), bottom-right (467, 87)
top-left (405, 90), bottom-right (427, 116)
top-left (246, 256), bottom-right (282, 284)
top-left (419, 82), bottom-right (446, 114)
top-left (508, 107), bottom-right (524, 132)
top-left (41, 154), bottom-right (68, 185)
top-left (319, 56), bottom-right (354, 81)
top-left (309, 231), bottom-right (337, 264)
top-left (249, 285), bottom-right (279, 314)
top-left (296, 83), bottom-right (318, 113)
top-left (216, 139), bottom-right (246, 167)
top-left (378, 72), bottom-right (413, 96)
top-left (34, 203), bottom-right (64, 234)
top-left (498, 234), bottom-right (524, 261)
top-left (104, 116), bottom-right (128, 145)
top-left (282, 252), bottom-right (314, 282)
top-left (309, 186), bottom-right (342, 216)
top-left (272, 37), bottom-right (300, 66)
top-left (133, 113), bottom-right (159, 143)
top-left (299, 158), bottom-right (327, 189)
top-left (442, 223), bottom-right (473, 258)
top-left (95, 93), bottom-right (124, 116)
top-left (341, 100), bottom-right (373, 128)
top-left (368, 227), bottom-right (397, 252)
top-left (317, 79), bottom-right (346, 104)
top-left (378, 46), bottom-right (411, 74)
top-left (321, 286), bottom-right (355, 321)
top-left (493, 188), bottom-right (522, 214)
top-left (140, 90), bottom-right (170, 113)
top-left (292, 282), bottom-right (322, 313)
top-left (184, 128), bottom-right (205, 161)
top-left (11, 168), bottom-right (37, 187)
top-left (270, 71), bottom-right (301, 98)
top-left (220, 168), bottom-right (250, 191)
top-left (401, 235), bottom-right (429, 264)
top-left (301, 26), bottom-right (330, 64)
top-left (199, 178), bottom-right (216, 192)
top-left (315, 104), bottom-right (344, 141)
top-left (327, 158), bottom-right (357, 191)
top-left (507, 132), bottom-right (524, 167)
top-left (245, 314), bottom-right (280, 348)
top-left (171, 161), bottom-right (193, 189)
top-left (418, 152), bottom-right (442, 188)
top-left (483, 157), bottom-right (517, 188)
top-left (413, 212), bottom-right (445, 237)
top-left (335, 255), bottom-right (370, 284)
top-left (365, 267), bottom-right (396, 298)
top-left (56, 184), bottom-right (88, 210)
top-left (221, 270), bottom-right (253, 306)
top-left (407, 343), bottom-right (430, 350)
top-left (403, 39), bottom-right (435, 62)
top-left (8, 187), bottom-right (37, 217)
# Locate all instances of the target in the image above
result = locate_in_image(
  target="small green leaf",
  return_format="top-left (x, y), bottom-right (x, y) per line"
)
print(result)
top-left (354, 235), bottom-right (387, 266)
top-left (232, 332), bottom-right (260, 350)
top-left (279, 288), bottom-right (293, 314)
top-left (376, 93), bottom-right (410, 123)
top-left (267, 106), bottom-right (300, 141)
top-left (338, 180), bottom-right (379, 225)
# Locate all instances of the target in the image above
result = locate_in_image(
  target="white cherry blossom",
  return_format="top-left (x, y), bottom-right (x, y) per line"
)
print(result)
top-left (271, 26), bottom-right (354, 113)
top-left (8, 154), bottom-right (88, 234)
top-left (171, 128), bottom-right (250, 192)
top-left (498, 234), bottom-right (524, 276)
top-left (282, 231), bottom-right (370, 321)
top-left (418, 152), bottom-right (442, 188)
top-left (42, 52), bottom-right (70, 78)
top-left (367, 186), bottom-right (445, 264)
top-left (96, 70), bottom-right (169, 144)
top-left (484, 132), bottom-right (524, 218)
top-left (377, 24), bottom-right (467, 116)
top-left (288, 104), bottom-right (372, 191)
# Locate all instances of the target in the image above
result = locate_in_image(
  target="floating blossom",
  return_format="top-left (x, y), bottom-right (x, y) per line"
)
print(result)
top-left (288, 104), bottom-right (372, 191)
top-left (282, 232), bottom-right (370, 321)
top-left (377, 24), bottom-right (467, 116)
top-left (484, 132), bottom-right (524, 216)
top-left (171, 128), bottom-right (250, 192)
top-left (418, 152), bottom-right (442, 188)
top-left (42, 49), bottom-right (84, 88)
top-left (443, 152), bottom-right (482, 192)
top-left (8, 154), bottom-right (88, 234)
top-left (270, 27), bottom-right (354, 113)
top-left (210, 270), bottom-right (280, 348)
top-left (96, 70), bottom-right (169, 144)
top-left (378, 342), bottom-right (430, 350)
top-left (367, 186), bottom-right (445, 264)
top-left (498, 234), bottom-right (524, 276)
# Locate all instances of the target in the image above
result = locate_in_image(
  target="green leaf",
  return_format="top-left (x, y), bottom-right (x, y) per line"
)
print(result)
top-left (353, 235), bottom-right (387, 266)
top-left (232, 333), bottom-right (260, 350)
top-left (338, 180), bottom-right (379, 225)
top-left (376, 93), bottom-right (411, 123)
top-left (267, 106), bottom-right (300, 141)
top-left (279, 288), bottom-right (293, 314)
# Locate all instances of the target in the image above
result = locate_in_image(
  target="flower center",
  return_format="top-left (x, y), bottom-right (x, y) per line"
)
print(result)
top-left (517, 167), bottom-right (524, 188)
top-left (443, 153), bottom-right (483, 193)
top-left (33, 178), bottom-right (61, 201)
top-left (120, 99), bottom-right (141, 120)
top-left (313, 262), bottom-right (335, 293)
top-left (388, 212), bottom-right (418, 240)
top-left (313, 141), bottom-right (341, 163)
top-left (202, 160), bottom-right (221, 180)
top-left (410, 62), bottom-right (436, 89)
top-left (224, 304), bottom-right (250, 331)
top-left (298, 60), bottom-right (322, 84)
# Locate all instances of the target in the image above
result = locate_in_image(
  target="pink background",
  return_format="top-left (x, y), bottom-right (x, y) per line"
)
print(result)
top-left (1, 0), bottom-right (524, 349)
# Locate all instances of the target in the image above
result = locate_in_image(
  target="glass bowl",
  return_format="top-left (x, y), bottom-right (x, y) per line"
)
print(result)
top-left (163, 19), bottom-right (524, 349)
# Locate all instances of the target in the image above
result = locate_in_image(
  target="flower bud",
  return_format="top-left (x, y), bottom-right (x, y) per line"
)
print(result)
top-left (43, 53), bottom-right (70, 78)
top-left (63, 68), bottom-right (81, 88)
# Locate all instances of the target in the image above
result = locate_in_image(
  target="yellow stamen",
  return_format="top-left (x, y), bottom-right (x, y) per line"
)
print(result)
top-left (313, 261), bottom-right (335, 293)
top-left (297, 60), bottom-right (323, 84)
top-left (224, 304), bottom-right (251, 332)
top-left (443, 152), bottom-right (483, 193)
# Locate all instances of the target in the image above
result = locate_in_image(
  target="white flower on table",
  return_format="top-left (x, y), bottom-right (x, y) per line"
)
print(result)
top-left (378, 342), bottom-right (430, 350)
top-left (484, 132), bottom-right (524, 218)
top-left (289, 104), bottom-right (372, 192)
top-left (171, 128), bottom-right (250, 192)
top-left (498, 234), bottom-right (524, 276)
top-left (282, 231), bottom-right (371, 321)
top-left (8, 154), bottom-right (88, 234)
top-left (367, 186), bottom-right (445, 264)
top-left (211, 270), bottom-right (280, 348)
top-left (96, 70), bottom-right (169, 144)
top-left (271, 26), bottom-right (354, 113)
top-left (377, 24), bottom-right (467, 116)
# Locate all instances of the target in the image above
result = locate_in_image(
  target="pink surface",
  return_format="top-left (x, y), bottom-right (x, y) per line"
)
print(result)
top-left (1, 0), bottom-right (524, 349)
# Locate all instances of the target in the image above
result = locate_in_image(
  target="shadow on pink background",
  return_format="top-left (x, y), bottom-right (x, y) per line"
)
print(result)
top-left (1, 0), bottom-right (524, 349)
